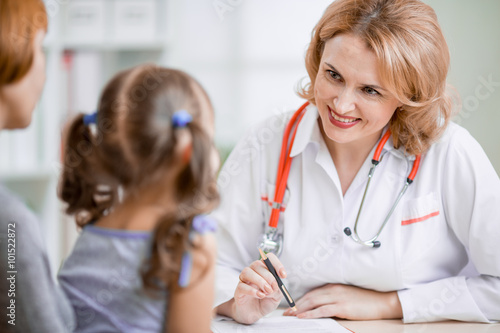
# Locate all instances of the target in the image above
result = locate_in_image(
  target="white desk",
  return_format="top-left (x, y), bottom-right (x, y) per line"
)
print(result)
top-left (212, 309), bottom-right (500, 333)
top-left (336, 319), bottom-right (500, 332)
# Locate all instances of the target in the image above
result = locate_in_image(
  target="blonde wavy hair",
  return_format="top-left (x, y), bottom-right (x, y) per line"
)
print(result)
top-left (298, 0), bottom-right (456, 155)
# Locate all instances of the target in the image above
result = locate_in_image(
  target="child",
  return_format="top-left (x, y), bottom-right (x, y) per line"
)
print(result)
top-left (57, 64), bottom-right (220, 333)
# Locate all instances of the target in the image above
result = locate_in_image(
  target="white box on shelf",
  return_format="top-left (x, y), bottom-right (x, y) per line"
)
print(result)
top-left (64, 0), bottom-right (106, 44)
top-left (113, 0), bottom-right (157, 43)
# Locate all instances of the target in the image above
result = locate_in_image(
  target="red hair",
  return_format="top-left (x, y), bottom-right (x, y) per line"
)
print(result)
top-left (0, 0), bottom-right (48, 85)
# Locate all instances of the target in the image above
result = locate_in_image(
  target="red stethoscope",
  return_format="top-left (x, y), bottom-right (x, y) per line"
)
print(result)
top-left (258, 101), bottom-right (421, 254)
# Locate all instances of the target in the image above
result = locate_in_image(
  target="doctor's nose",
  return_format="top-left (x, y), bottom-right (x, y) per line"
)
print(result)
top-left (334, 88), bottom-right (356, 115)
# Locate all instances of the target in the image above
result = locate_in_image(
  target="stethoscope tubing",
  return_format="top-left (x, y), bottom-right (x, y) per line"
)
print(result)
top-left (264, 101), bottom-right (422, 253)
top-left (346, 145), bottom-right (421, 248)
top-left (268, 102), bottom-right (309, 228)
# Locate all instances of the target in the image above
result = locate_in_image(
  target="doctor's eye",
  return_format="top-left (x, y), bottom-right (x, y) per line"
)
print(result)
top-left (363, 87), bottom-right (381, 96)
top-left (327, 70), bottom-right (342, 82)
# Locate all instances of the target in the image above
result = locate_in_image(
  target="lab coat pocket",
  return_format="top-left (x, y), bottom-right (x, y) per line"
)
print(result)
top-left (400, 192), bottom-right (441, 257)
top-left (401, 192), bottom-right (440, 226)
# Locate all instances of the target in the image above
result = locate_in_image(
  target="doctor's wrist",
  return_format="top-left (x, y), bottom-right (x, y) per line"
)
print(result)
top-left (380, 291), bottom-right (403, 319)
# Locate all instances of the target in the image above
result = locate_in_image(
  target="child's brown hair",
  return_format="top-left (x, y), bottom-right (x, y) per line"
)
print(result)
top-left (59, 64), bottom-right (219, 289)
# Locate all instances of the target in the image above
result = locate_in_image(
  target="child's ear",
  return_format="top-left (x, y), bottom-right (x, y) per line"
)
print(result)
top-left (174, 129), bottom-right (192, 165)
top-left (181, 145), bottom-right (192, 164)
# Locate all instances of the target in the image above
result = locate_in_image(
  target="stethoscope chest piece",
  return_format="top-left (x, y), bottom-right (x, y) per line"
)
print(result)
top-left (258, 227), bottom-right (283, 257)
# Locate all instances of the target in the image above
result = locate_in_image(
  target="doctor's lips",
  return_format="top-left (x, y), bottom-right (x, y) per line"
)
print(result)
top-left (327, 105), bottom-right (361, 129)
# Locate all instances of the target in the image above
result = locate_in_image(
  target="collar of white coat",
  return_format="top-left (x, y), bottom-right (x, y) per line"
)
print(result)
top-left (289, 103), bottom-right (417, 161)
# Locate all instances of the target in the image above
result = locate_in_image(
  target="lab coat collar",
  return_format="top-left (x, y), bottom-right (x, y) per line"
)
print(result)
top-left (288, 104), bottom-right (414, 161)
top-left (289, 103), bottom-right (318, 157)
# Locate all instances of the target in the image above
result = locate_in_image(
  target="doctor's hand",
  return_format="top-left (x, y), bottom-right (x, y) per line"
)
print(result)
top-left (282, 284), bottom-right (403, 320)
top-left (216, 253), bottom-right (285, 324)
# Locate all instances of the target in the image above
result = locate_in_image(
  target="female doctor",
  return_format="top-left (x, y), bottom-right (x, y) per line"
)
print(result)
top-left (212, 0), bottom-right (500, 325)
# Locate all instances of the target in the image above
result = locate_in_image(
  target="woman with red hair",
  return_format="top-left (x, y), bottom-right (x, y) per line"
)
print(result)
top-left (0, 1), bottom-right (75, 331)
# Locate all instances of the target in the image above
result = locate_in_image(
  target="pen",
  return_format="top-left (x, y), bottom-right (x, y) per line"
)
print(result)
top-left (258, 247), bottom-right (297, 311)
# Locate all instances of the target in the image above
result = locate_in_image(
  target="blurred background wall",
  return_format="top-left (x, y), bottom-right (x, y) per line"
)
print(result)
top-left (0, 0), bottom-right (498, 274)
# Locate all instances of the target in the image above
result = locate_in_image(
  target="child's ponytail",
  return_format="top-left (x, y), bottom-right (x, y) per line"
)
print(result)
top-left (143, 113), bottom-right (219, 290)
top-left (177, 121), bottom-right (218, 213)
top-left (59, 113), bottom-right (116, 226)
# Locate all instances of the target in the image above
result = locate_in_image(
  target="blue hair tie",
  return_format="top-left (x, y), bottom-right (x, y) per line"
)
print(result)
top-left (83, 111), bottom-right (98, 126)
top-left (172, 110), bottom-right (193, 128)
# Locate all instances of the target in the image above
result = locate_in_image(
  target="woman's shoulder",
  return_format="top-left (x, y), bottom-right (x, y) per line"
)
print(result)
top-left (427, 122), bottom-right (493, 167)
top-left (0, 185), bottom-right (37, 223)
top-left (430, 122), bottom-right (481, 153)
top-left (0, 185), bottom-right (43, 250)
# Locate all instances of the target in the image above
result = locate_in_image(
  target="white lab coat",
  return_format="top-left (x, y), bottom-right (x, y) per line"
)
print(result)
top-left (212, 104), bottom-right (500, 323)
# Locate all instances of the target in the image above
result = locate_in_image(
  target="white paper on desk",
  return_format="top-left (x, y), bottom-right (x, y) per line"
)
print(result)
top-left (211, 315), bottom-right (351, 332)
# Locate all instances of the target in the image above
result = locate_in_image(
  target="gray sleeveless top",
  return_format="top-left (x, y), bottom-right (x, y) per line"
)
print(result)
top-left (58, 216), bottom-right (216, 332)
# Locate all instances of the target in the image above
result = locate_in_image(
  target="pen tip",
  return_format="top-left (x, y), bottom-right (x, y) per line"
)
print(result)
top-left (291, 306), bottom-right (297, 312)
top-left (258, 247), bottom-right (267, 259)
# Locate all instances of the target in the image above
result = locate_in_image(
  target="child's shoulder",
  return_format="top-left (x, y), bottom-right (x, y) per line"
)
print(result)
top-left (176, 215), bottom-right (217, 288)
top-left (191, 215), bottom-right (218, 263)
top-left (192, 215), bottom-right (217, 235)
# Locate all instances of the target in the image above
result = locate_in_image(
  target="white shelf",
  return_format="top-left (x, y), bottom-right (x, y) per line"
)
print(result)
top-left (0, 0), bottom-right (171, 275)
top-left (62, 40), bottom-right (167, 52)
top-left (0, 170), bottom-right (55, 182)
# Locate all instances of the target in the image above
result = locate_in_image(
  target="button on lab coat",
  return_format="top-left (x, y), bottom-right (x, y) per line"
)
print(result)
top-left (212, 104), bottom-right (500, 323)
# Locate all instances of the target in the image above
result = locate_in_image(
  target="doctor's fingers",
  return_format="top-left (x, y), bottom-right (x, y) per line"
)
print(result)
top-left (240, 263), bottom-right (277, 294)
top-left (234, 282), bottom-right (267, 303)
top-left (283, 285), bottom-right (339, 316)
top-left (289, 291), bottom-right (338, 315)
top-left (265, 252), bottom-right (287, 278)
top-left (295, 304), bottom-right (344, 320)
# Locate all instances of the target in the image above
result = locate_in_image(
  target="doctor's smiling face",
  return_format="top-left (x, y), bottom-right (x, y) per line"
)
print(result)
top-left (314, 33), bottom-right (402, 149)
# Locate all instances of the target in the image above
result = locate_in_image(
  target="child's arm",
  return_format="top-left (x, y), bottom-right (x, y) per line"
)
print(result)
top-left (165, 233), bottom-right (216, 333)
